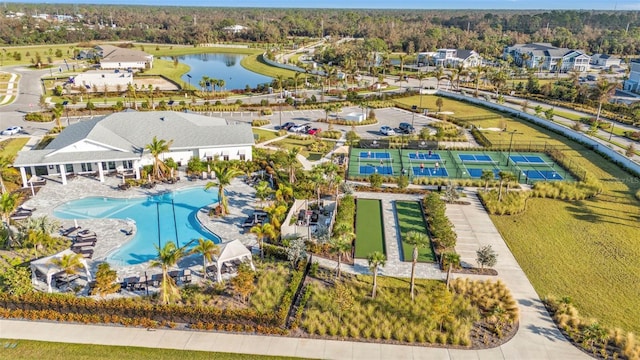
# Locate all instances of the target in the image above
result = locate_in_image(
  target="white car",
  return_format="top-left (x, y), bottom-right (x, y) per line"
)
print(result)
top-left (1, 126), bottom-right (22, 136)
top-left (379, 126), bottom-right (395, 136)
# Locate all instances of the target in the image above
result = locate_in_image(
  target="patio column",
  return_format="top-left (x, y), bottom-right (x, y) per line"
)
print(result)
top-left (60, 165), bottom-right (67, 185)
top-left (97, 162), bottom-right (105, 183)
top-left (20, 167), bottom-right (28, 188)
top-left (134, 161), bottom-right (141, 180)
top-left (30, 166), bottom-right (36, 176)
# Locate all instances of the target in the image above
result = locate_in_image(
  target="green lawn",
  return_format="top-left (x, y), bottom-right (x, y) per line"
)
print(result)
top-left (354, 199), bottom-right (385, 258)
top-left (271, 137), bottom-right (332, 158)
top-left (144, 59), bottom-right (191, 87)
top-left (394, 95), bottom-right (501, 116)
top-left (395, 201), bottom-right (435, 262)
top-left (240, 54), bottom-right (296, 79)
top-left (0, 339), bottom-right (303, 360)
top-left (252, 129), bottom-right (280, 143)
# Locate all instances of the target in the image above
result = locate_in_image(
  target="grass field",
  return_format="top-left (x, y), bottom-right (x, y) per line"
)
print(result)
top-left (240, 54), bottom-right (297, 79)
top-left (0, 338), bottom-right (301, 360)
top-left (394, 95), bottom-right (505, 117)
top-left (395, 201), bottom-right (435, 262)
top-left (252, 129), bottom-right (280, 143)
top-left (438, 100), bottom-right (640, 333)
top-left (144, 59), bottom-right (191, 87)
top-left (354, 199), bottom-right (385, 258)
top-left (271, 137), bottom-right (332, 159)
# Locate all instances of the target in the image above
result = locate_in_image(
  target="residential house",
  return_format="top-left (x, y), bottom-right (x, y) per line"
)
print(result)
top-left (624, 60), bottom-right (640, 93)
top-left (12, 111), bottom-right (254, 187)
top-left (590, 54), bottom-right (622, 68)
top-left (417, 49), bottom-right (482, 68)
top-left (503, 43), bottom-right (590, 72)
top-left (222, 25), bottom-right (247, 34)
top-left (96, 45), bottom-right (153, 70)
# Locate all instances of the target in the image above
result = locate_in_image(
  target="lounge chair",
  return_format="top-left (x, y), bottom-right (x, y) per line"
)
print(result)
top-left (242, 217), bottom-right (256, 228)
top-left (74, 248), bottom-right (94, 259)
top-left (149, 274), bottom-right (162, 287)
top-left (72, 240), bottom-right (96, 249)
top-left (10, 211), bottom-right (32, 221)
top-left (60, 226), bottom-right (81, 237)
top-left (77, 230), bottom-right (97, 239)
top-left (118, 183), bottom-right (131, 191)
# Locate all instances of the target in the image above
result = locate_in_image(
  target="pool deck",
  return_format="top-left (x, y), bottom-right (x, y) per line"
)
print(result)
top-left (22, 175), bottom-right (258, 280)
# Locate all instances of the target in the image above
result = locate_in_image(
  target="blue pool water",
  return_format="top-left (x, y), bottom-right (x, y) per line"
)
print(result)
top-left (53, 187), bottom-right (220, 265)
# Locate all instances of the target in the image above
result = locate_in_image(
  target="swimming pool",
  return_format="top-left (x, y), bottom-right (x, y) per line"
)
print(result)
top-left (53, 187), bottom-right (220, 265)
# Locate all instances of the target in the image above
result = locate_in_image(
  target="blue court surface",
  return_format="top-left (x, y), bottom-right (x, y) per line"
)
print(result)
top-left (412, 167), bottom-right (449, 177)
top-left (359, 165), bottom-right (393, 175)
top-left (523, 169), bottom-right (563, 180)
top-left (408, 152), bottom-right (442, 161)
top-left (509, 155), bottom-right (545, 164)
top-left (459, 154), bottom-right (494, 162)
top-left (360, 152), bottom-right (391, 159)
top-left (467, 168), bottom-right (500, 179)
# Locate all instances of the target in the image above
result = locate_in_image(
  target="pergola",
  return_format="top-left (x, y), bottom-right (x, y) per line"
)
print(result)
top-left (214, 240), bottom-right (255, 283)
top-left (30, 249), bottom-right (92, 293)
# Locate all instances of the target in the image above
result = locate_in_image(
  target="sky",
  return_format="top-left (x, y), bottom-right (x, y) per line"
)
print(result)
top-left (3, 0), bottom-right (639, 11)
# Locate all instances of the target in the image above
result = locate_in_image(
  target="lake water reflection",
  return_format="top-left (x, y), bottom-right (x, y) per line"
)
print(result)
top-left (164, 53), bottom-right (273, 91)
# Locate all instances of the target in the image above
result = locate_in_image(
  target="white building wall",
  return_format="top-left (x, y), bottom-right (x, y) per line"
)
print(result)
top-left (100, 61), bottom-right (148, 70)
top-left (198, 145), bottom-right (253, 161)
top-left (161, 150), bottom-right (197, 165)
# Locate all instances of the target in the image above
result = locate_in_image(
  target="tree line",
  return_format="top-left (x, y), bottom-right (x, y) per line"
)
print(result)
top-left (1, 5), bottom-right (640, 57)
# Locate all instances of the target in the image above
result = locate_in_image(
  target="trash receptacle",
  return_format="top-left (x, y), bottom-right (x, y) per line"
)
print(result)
top-left (437, 185), bottom-right (442, 192)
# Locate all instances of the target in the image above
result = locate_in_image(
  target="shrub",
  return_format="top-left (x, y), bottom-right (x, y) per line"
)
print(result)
top-left (252, 119), bottom-right (270, 127)
top-left (24, 112), bottom-right (48, 122)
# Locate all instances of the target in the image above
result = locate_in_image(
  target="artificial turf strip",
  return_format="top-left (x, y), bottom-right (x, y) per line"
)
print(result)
top-left (354, 199), bottom-right (385, 258)
top-left (395, 201), bottom-right (436, 262)
top-left (0, 338), bottom-right (305, 360)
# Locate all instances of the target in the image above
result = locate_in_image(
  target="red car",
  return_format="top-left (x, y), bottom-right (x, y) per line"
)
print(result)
top-left (307, 128), bottom-right (321, 136)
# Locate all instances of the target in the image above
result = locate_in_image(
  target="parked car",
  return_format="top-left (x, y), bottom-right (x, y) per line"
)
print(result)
top-left (379, 126), bottom-right (395, 136)
top-left (398, 122), bottom-right (415, 134)
top-left (307, 128), bottom-right (321, 136)
top-left (281, 122), bottom-right (295, 130)
top-left (1, 126), bottom-right (22, 136)
top-left (292, 123), bottom-right (311, 133)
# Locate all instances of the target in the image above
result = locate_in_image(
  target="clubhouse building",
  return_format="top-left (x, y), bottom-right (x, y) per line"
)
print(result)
top-left (13, 111), bottom-right (254, 187)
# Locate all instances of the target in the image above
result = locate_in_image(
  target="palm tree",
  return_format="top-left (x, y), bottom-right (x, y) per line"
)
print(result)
top-left (367, 251), bottom-right (386, 299)
top-left (275, 74), bottom-right (285, 98)
top-left (52, 105), bottom-right (63, 129)
top-left (555, 58), bottom-right (564, 78)
top-left (441, 252), bottom-right (460, 290)
top-left (0, 155), bottom-right (16, 194)
top-left (150, 242), bottom-right (185, 305)
top-left (205, 163), bottom-right (243, 216)
top-left (145, 136), bottom-right (173, 181)
top-left (217, 79), bottom-right (225, 92)
top-left (404, 231), bottom-right (430, 301)
top-left (51, 252), bottom-right (84, 289)
top-left (0, 192), bottom-right (20, 247)
top-left (254, 180), bottom-right (273, 207)
top-left (190, 238), bottom-right (219, 281)
top-left (497, 171), bottom-right (515, 202)
top-left (284, 147), bottom-right (300, 184)
top-left (520, 52), bottom-right (531, 68)
top-left (274, 183), bottom-right (293, 204)
top-left (433, 66), bottom-right (445, 89)
top-left (481, 169), bottom-right (494, 191)
top-left (250, 222), bottom-right (276, 259)
top-left (592, 79), bottom-right (620, 126)
top-left (474, 64), bottom-right (486, 97)
top-left (293, 72), bottom-right (302, 97)
top-left (330, 235), bottom-right (352, 279)
top-left (264, 203), bottom-right (287, 229)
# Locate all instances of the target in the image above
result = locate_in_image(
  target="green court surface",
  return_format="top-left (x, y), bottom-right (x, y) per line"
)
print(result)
top-left (395, 201), bottom-right (436, 262)
top-left (348, 148), bottom-right (575, 184)
top-left (354, 199), bottom-right (386, 258)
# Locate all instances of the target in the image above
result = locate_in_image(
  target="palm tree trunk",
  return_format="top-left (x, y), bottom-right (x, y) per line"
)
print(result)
top-left (446, 263), bottom-right (452, 290)
top-left (372, 266), bottom-right (378, 298)
top-left (596, 102), bottom-right (603, 125)
top-left (202, 256), bottom-right (207, 280)
top-left (498, 180), bottom-right (504, 202)
top-left (337, 254), bottom-right (342, 279)
top-left (260, 236), bottom-right (264, 259)
top-left (410, 246), bottom-right (417, 301)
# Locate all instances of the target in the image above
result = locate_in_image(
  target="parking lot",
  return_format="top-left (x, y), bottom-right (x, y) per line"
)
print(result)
top-left (210, 107), bottom-right (440, 139)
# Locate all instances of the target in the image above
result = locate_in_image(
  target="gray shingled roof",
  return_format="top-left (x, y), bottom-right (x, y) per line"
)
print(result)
top-left (14, 111), bottom-right (254, 167)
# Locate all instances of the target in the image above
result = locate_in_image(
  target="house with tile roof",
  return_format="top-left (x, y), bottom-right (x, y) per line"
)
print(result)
top-left (96, 44), bottom-right (154, 70)
top-left (503, 43), bottom-right (590, 72)
top-left (13, 111), bottom-right (254, 187)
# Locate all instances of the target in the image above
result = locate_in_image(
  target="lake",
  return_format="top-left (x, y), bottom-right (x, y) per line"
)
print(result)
top-left (163, 53), bottom-right (273, 91)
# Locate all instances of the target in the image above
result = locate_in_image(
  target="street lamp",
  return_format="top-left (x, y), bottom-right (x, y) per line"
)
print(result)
top-left (279, 100), bottom-right (284, 128)
top-left (186, 74), bottom-right (192, 92)
top-left (505, 130), bottom-right (521, 166)
top-left (609, 122), bottom-right (615, 141)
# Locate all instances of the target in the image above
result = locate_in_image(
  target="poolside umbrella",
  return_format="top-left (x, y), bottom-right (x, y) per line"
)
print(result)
top-left (74, 219), bottom-right (78, 228)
